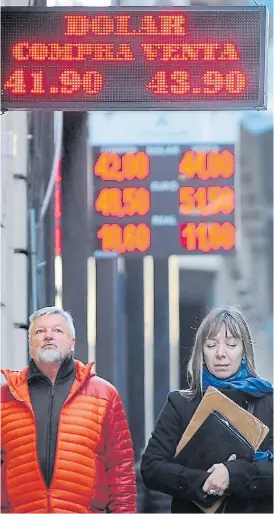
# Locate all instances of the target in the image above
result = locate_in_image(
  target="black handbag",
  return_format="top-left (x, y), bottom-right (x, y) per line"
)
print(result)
top-left (174, 409), bottom-right (254, 471)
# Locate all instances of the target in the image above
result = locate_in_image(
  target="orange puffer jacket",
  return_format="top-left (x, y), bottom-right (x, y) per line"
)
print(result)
top-left (1, 360), bottom-right (137, 513)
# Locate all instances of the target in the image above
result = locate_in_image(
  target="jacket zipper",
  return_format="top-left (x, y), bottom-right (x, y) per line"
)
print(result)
top-left (46, 489), bottom-right (52, 513)
top-left (45, 377), bottom-right (78, 488)
top-left (46, 383), bottom-right (55, 489)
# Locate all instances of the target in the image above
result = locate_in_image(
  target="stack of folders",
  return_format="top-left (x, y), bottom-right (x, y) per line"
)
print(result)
top-left (174, 386), bottom-right (269, 513)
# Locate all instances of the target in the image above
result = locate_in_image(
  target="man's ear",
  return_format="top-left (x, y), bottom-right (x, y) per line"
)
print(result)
top-left (71, 338), bottom-right (75, 352)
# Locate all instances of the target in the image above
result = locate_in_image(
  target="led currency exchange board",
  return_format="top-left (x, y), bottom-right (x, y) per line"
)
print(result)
top-left (94, 144), bottom-right (235, 256)
top-left (1, 6), bottom-right (268, 110)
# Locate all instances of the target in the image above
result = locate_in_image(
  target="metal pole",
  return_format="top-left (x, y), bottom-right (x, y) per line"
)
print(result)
top-left (29, 209), bottom-right (38, 312)
top-left (39, 111), bottom-right (63, 223)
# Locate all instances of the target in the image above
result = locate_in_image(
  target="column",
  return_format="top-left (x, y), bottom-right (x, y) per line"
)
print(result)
top-left (154, 258), bottom-right (170, 421)
top-left (95, 255), bottom-right (128, 407)
top-left (62, 112), bottom-right (88, 363)
top-left (125, 259), bottom-right (145, 461)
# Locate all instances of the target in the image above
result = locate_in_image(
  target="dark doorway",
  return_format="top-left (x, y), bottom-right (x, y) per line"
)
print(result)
top-left (178, 268), bottom-right (215, 389)
top-left (179, 302), bottom-right (205, 389)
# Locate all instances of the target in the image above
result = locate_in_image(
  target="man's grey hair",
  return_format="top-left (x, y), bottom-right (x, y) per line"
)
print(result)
top-left (29, 306), bottom-right (75, 339)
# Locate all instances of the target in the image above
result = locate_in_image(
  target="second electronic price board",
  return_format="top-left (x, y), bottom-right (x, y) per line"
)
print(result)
top-left (93, 144), bottom-right (235, 257)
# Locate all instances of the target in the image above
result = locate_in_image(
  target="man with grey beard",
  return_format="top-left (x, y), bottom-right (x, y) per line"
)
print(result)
top-left (1, 306), bottom-right (137, 514)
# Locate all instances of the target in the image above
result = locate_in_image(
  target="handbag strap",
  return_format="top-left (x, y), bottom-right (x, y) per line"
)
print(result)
top-left (220, 399), bottom-right (255, 514)
top-left (247, 399), bottom-right (255, 414)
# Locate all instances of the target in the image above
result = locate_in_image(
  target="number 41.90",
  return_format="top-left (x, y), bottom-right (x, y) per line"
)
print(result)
top-left (4, 69), bottom-right (103, 95)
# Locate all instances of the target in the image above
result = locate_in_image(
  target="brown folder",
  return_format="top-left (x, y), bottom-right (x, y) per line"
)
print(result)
top-left (174, 387), bottom-right (269, 513)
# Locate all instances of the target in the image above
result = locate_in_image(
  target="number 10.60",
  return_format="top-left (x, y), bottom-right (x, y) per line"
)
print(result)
top-left (97, 223), bottom-right (151, 254)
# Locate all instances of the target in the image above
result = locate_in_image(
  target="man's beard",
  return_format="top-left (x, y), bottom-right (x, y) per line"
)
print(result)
top-left (37, 347), bottom-right (67, 363)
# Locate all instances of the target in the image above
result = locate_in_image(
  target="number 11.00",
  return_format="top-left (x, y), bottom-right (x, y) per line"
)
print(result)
top-left (180, 222), bottom-right (235, 252)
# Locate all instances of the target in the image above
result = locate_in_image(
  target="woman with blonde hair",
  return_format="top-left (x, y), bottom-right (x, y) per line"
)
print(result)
top-left (141, 307), bottom-right (273, 513)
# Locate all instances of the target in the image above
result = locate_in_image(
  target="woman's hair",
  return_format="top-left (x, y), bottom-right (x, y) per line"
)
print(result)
top-left (180, 306), bottom-right (256, 399)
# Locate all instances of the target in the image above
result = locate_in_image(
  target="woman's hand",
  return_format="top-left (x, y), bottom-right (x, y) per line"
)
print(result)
top-left (202, 454), bottom-right (236, 497)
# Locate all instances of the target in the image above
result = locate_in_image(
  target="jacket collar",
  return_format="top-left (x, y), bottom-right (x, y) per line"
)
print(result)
top-left (1, 360), bottom-right (95, 405)
top-left (28, 356), bottom-right (76, 383)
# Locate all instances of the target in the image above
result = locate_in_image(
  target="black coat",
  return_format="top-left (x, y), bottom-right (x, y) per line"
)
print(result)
top-left (140, 389), bottom-right (273, 513)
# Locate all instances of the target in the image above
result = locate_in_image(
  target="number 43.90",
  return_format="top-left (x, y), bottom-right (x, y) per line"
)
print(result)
top-left (146, 70), bottom-right (247, 95)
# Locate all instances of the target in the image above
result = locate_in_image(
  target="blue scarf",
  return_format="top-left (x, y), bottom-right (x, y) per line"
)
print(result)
top-left (202, 360), bottom-right (273, 462)
top-left (202, 360), bottom-right (273, 398)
